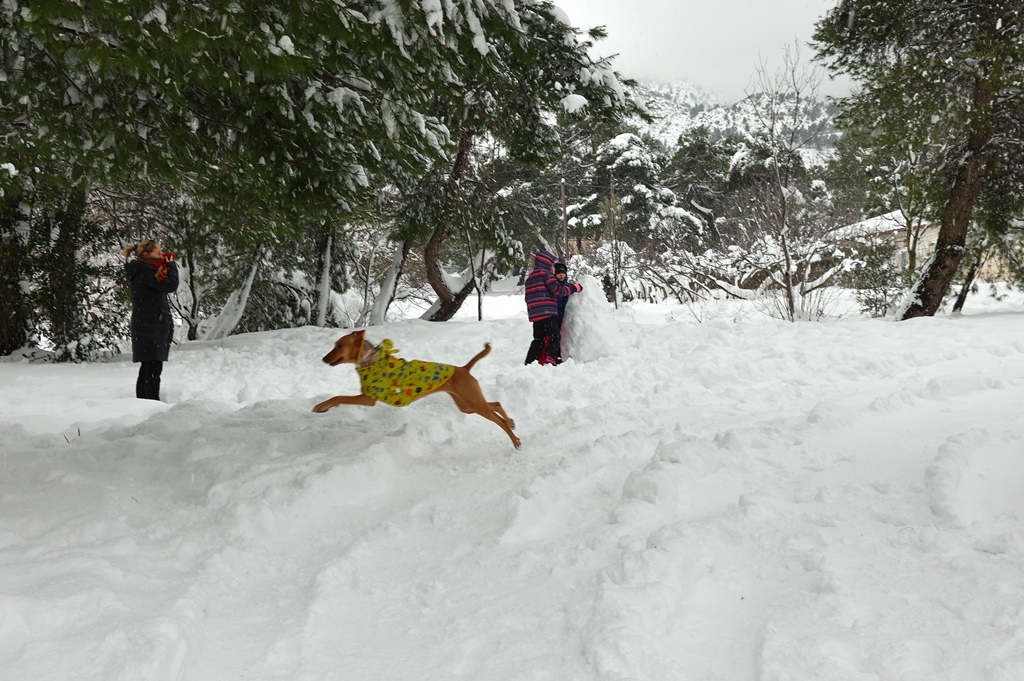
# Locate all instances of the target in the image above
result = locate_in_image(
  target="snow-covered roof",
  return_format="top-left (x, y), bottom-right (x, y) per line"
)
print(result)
top-left (832, 210), bottom-right (907, 240)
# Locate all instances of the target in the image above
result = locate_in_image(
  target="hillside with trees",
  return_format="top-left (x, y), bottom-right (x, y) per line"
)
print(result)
top-left (633, 79), bottom-right (841, 153)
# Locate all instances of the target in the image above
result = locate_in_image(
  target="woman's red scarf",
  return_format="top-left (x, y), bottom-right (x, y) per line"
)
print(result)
top-left (138, 255), bottom-right (169, 282)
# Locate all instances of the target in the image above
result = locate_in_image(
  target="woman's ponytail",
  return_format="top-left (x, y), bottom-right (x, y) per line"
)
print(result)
top-left (123, 240), bottom-right (159, 260)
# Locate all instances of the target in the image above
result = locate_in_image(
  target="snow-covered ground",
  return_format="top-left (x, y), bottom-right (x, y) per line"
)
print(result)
top-left (2, 287), bottom-right (1024, 681)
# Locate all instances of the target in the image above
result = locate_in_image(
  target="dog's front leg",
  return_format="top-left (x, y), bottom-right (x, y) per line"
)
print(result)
top-left (312, 394), bottom-right (377, 413)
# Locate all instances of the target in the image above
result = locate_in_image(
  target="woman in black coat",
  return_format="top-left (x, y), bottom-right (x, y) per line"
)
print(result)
top-left (123, 240), bottom-right (179, 400)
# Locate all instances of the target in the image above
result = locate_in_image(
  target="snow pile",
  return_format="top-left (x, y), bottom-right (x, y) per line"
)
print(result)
top-left (562, 274), bottom-right (622, 362)
top-left (2, 288), bottom-right (1024, 681)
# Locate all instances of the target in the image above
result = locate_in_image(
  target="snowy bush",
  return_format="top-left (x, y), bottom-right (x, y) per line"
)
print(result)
top-left (847, 240), bottom-right (910, 318)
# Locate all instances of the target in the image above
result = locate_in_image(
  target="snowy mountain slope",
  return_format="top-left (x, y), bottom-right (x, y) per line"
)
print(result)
top-left (634, 79), bottom-right (840, 153)
top-left (2, 290), bottom-right (1024, 681)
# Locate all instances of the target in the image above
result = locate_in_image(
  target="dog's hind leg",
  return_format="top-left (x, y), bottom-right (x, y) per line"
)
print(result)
top-left (447, 392), bottom-right (521, 449)
top-left (488, 401), bottom-right (515, 430)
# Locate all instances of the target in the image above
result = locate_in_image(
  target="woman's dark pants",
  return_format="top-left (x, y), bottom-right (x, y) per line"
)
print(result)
top-left (136, 360), bottom-right (163, 400)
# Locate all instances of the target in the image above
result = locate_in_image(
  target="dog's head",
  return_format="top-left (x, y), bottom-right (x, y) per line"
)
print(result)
top-left (322, 330), bottom-right (366, 366)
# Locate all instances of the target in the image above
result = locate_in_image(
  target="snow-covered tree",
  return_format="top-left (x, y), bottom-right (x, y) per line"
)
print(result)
top-left (664, 125), bottom-right (744, 242)
top-left (576, 132), bottom-right (677, 246)
top-left (713, 47), bottom-right (850, 321)
top-left (493, 113), bottom-right (628, 260)
top-left (0, 1), bottom-right (488, 209)
top-left (1, 0), bottom-right (467, 354)
top-left (0, 0), bottom-right (638, 353)
top-left (814, 0), bottom-right (1024, 320)
top-left (402, 2), bottom-right (639, 320)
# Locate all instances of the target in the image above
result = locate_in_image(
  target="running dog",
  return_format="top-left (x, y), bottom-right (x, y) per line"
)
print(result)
top-left (313, 330), bottom-right (520, 448)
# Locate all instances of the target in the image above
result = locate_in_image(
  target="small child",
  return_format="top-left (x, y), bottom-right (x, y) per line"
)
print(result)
top-left (554, 261), bottom-right (571, 322)
top-left (547, 260), bottom-right (582, 364)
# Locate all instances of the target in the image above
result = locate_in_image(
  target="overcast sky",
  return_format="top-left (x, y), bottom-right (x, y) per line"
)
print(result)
top-left (554, 0), bottom-right (850, 102)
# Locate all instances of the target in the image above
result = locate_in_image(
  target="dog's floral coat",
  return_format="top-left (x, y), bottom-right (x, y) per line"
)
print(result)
top-left (356, 339), bottom-right (455, 407)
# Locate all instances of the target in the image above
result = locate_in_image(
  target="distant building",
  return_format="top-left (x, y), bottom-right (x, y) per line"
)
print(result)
top-left (835, 211), bottom-right (1006, 279)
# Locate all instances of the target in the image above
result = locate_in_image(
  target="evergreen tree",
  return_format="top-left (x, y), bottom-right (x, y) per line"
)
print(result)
top-left (0, 0), bottom-right (477, 208)
top-left (664, 126), bottom-right (743, 243)
top-left (814, 0), bottom-right (1024, 320)
top-left (578, 132), bottom-right (677, 247)
top-left (536, 113), bottom-right (628, 257)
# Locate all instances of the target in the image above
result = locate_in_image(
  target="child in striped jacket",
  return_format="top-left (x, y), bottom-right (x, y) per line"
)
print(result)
top-left (524, 250), bottom-right (581, 365)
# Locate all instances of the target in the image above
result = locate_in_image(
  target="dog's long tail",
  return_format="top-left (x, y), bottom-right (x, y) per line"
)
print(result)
top-left (463, 343), bottom-right (492, 371)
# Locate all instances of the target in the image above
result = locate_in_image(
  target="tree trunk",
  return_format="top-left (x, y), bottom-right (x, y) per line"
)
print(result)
top-left (204, 251), bottom-right (260, 340)
top-left (0, 196), bottom-right (30, 355)
top-left (48, 189), bottom-right (89, 355)
top-left (172, 259), bottom-right (202, 341)
top-left (424, 217), bottom-right (454, 318)
top-left (424, 276), bottom-right (477, 322)
top-left (952, 252), bottom-right (985, 314)
top-left (477, 250), bottom-right (485, 322)
top-left (424, 130), bottom-right (473, 322)
top-left (312, 230), bottom-right (332, 327)
top-left (903, 219), bottom-right (920, 276)
top-left (898, 80), bottom-right (992, 320)
top-left (780, 230), bottom-right (796, 321)
top-left (368, 240), bottom-right (411, 327)
top-left (897, 161), bottom-right (987, 319)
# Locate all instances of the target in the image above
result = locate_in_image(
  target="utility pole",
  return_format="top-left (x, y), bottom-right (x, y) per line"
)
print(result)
top-left (610, 167), bottom-right (618, 309)
top-left (560, 177), bottom-right (568, 260)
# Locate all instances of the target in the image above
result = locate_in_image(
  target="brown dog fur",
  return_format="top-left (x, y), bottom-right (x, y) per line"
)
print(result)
top-left (313, 330), bottom-right (520, 448)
